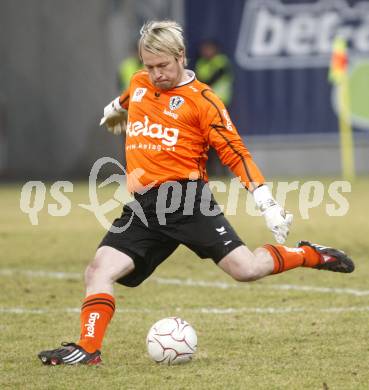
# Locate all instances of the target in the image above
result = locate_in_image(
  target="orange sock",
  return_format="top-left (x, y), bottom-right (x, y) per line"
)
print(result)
top-left (77, 293), bottom-right (115, 353)
top-left (264, 244), bottom-right (321, 274)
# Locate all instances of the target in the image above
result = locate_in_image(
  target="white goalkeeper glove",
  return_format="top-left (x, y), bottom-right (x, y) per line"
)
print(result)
top-left (99, 97), bottom-right (128, 135)
top-left (253, 185), bottom-right (293, 244)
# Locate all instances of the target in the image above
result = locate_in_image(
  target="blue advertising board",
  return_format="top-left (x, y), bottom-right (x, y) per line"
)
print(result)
top-left (185, 0), bottom-right (369, 135)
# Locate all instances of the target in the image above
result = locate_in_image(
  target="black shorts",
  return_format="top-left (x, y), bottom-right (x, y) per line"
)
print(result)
top-left (99, 180), bottom-right (244, 287)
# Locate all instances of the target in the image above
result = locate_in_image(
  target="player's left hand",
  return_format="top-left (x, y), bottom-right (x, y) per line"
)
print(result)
top-left (253, 184), bottom-right (293, 244)
top-left (262, 204), bottom-right (293, 244)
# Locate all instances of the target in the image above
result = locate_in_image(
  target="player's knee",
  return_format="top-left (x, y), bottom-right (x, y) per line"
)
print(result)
top-left (84, 247), bottom-right (111, 285)
top-left (226, 261), bottom-right (259, 282)
top-left (220, 252), bottom-right (261, 282)
top-left (229, 248), bottom-right (273, 282)
top-left (231, 268), bottom-right (259, 282)
top-left (84, 260), bottom-right (100, 286)
top-left (85, 246), bottom-right (135, 286)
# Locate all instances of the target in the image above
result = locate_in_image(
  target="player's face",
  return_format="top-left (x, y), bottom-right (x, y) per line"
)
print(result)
top-left (141, 48), bottom-right (185, 90)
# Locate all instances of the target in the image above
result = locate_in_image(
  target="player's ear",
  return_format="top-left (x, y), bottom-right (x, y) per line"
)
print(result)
top-left (177, 50), bottom-right (185, 65)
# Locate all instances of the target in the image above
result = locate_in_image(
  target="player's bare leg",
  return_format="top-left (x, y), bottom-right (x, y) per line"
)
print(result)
top-left (218, 242), bottom-right (354, 282)
top-left (85, 246), bottom-right (135, 296)
top-left (38, 246), bottom-right (135, 365)
top-left (218, 245), bottom-right (274, 281)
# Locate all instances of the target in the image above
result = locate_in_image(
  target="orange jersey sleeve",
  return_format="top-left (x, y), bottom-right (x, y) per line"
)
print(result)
top-left (198, 89), bottom-right (264, 190)
top-left (119, 89), bottom-right (129, 110)
top-left (120, 70), bottom-right (265, 193)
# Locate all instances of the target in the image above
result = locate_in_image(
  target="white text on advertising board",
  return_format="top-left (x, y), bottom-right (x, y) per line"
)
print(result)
top-left (235, 0), bottom-right (369, 69)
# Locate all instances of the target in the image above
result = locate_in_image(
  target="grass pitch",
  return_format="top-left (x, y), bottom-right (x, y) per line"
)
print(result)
top-left (1, 177), bottom-right (369, 389)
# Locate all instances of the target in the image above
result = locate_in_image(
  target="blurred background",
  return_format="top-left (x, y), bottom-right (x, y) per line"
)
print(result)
top-left (1, 0), bottom-right (368, 181)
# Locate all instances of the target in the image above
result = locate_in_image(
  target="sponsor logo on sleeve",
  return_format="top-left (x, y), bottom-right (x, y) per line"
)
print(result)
top-left (222, 109), bottom-right (233, 131)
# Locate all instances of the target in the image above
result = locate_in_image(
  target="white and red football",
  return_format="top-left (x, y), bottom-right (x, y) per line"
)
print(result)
top-left (146, 317), bottom-right (197, 365)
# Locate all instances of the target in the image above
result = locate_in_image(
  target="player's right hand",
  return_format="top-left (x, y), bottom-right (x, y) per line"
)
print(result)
top-left (100, 97), bottom-right (128, 135)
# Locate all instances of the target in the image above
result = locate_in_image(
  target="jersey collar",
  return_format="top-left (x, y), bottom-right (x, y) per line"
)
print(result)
top-left (176, 70), bottom-right (195, 87)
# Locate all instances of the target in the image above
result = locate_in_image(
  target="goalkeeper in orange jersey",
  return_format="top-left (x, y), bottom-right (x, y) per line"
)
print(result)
top-left (38, 20), bottom-right (354, 366)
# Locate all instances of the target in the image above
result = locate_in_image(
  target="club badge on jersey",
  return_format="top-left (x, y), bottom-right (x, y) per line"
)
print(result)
top-left (169, 96), bottom-right (185, 111)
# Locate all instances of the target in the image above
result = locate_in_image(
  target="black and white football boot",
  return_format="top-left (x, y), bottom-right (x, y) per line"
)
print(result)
top-left (298, 241), bottom-right (355, 273)
top-left (38, 342), bottom-right (101, 366)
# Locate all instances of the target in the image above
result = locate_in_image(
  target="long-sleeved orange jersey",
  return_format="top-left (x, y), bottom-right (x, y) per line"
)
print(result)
top-left (119, 70), bottom-right (264, 193)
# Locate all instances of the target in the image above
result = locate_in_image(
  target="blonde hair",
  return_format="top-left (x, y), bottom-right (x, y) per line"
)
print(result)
top-left (139, 20), bottom-right (187, 65)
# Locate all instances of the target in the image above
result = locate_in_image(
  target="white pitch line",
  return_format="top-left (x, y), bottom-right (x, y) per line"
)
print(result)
top-left (1, 268), bottom-right (369, 296)
top-left (2, 306), bottom-right (369, 315)
top-left (0, 307), bottom-right (153, 315)
top-left (267, 284), bottom-right (369, 297)
top-left (0, 269), bottom-right (81, 280)
top-left (152, 277), bottom-right (369, 297)
top-left (153, 277), bottom-right (239, 290)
